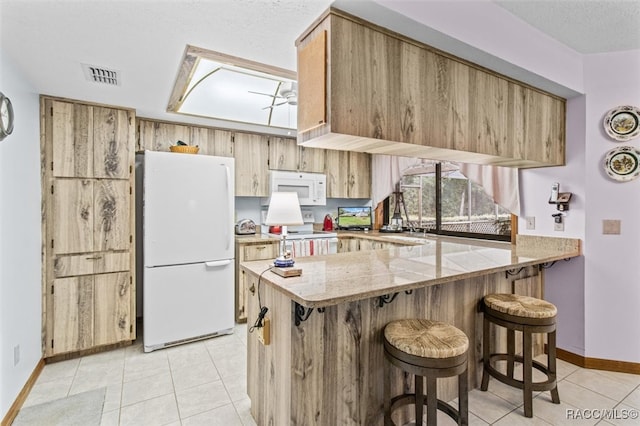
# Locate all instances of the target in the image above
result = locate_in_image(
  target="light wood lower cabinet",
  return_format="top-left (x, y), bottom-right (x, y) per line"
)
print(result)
top-left (51, 272), bottom-right (132, 354)
top-left (338, 237), bottom-right (405, 253)
top-left (235, 241), bottom-right (279, 322)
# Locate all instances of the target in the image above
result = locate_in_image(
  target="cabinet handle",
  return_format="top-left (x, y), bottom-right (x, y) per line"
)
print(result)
top-left (256, 246), bottom-right (266, 250)
top-left (85, 255), bottom-right (103, 260)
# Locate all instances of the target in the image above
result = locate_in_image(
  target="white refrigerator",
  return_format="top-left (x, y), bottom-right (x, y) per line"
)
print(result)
top-left (143, 151), bottom-right (235, 352)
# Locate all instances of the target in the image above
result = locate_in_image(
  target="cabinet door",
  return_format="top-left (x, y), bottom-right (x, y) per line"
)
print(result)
top-left (236, 242), bottom-right (278, 322)
top-left (299, 146), bottom-right (325, 173)
top-left (325, 149), bottom-right (349, 198)
top-left (348, 152), bottom-right (371, 198)
top-left (269, 137), bottom-right (298, 171)
top-left (243, 243), bottom-right (279, 261)
top-left (234, 133), bottom-right (270, 196)
top-left (52, 276), bottom-right (94, 354)
top-left (138, 120), bottom-right (191, 152)
top-left (94, 180), bottom-right (130, 251)
top-left (53, 179), bottom-right (94, 254)
top-left (93, 107), bottom-right (132, 179)
top-left (192, 127), bottom-right (234, 157)
top-left (94, 272), bottom-right (131, 346)
top-left (51, 101), bottom-right (93, 178)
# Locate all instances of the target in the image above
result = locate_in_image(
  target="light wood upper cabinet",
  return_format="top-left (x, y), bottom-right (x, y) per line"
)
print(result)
top-left (348, 151), bottom-right (371, 199)
top-left (269, 136), bottom-right (299, 171)
top-left (191, 127), bottom-right (234, 157)
top-left (137, 119), bottom-right (190, 152)
top-left (299, 146), bottom-right (325, 173)
top-left (296, 9), bottom-right (566, 168)
top-left (51, 101), bottom-right (131, 179)
top-left (268, 137), bottom-right (326, 173)
top-left (325, 149), bottom-right (349, 197)
top-left (325, 149), bottom-right (370, 198)
top-left (234, 132), bottom-right (270, 197)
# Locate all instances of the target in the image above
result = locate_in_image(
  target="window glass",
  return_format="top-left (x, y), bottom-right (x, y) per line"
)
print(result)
top-left (388, 163), bottom-right (511, 240)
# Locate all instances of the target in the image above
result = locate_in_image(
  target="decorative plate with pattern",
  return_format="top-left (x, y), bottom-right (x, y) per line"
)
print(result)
top-left (604, 146), bottom-right (640, 182)
top-left (603, 105), bottom-right (640, 141)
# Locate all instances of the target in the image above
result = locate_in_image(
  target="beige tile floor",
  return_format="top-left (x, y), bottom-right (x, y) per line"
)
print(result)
top-left (20, 323), bottom-right (640, 425)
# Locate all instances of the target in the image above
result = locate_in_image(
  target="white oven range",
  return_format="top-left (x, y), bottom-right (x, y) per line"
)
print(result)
top-left (268, 230), bottom-right (339, 257)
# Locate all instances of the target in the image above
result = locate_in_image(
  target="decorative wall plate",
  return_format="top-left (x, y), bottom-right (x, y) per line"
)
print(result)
top-left (603, 105), bottom-right (640, 141)
top-left (604, 146), bottom-right (640, 182)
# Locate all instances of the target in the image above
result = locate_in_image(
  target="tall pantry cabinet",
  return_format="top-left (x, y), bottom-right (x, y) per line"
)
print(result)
top-left (41, 97), bottom-right (136, 357)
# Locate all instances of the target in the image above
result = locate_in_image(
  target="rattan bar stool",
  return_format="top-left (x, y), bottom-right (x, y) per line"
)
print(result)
top-left (481, 293), bottom-right (560, 418)
top-left (383, 319), bottom-right (469, 426)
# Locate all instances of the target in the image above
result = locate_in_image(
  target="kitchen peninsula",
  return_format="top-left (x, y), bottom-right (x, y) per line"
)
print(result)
top-left (240, 234), bottom-right (581, 425)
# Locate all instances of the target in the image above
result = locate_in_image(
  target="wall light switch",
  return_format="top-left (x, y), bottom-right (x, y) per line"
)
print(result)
top-left (602, 219), bottom-right (621, 235)
top-left (14, 345), bottom-right (20, 366)
top-left (525, 216), bottom-right (535, 230)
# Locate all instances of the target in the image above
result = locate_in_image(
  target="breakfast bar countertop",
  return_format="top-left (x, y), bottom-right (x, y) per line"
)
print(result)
top-left (239, 234), bottom-right (581, 308)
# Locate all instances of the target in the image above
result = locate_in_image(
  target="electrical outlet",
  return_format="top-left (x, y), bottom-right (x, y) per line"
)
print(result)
top-left (257, 318), bottom-right (271, 345)
top-left (554, 222), bottom-right (564, 232)
top-left (14, 345), bottom-right (20, 366)
top-left (525, 216), bottom-right (535, 230)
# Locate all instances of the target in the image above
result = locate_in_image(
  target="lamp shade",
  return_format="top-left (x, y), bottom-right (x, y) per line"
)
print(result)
top-left (264, 192), bottom-right (304, 226)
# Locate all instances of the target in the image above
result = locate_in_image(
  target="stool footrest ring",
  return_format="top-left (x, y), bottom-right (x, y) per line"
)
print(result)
top-left (484, 353), bottom-right (558, 392)
top-left (388, 394), bottom-right (463, 426)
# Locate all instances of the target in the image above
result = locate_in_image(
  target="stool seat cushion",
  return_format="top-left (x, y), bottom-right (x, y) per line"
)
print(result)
top-left (384, 319), bottom-right (469, 359)
top-left (484, 294), bottom-right (557, 319)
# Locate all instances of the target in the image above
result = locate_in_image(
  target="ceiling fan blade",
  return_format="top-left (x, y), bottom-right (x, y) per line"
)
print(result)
top-left (248, 90), bottom-right (283, 99)
top-left (262, 100), bottom-right (288, 110)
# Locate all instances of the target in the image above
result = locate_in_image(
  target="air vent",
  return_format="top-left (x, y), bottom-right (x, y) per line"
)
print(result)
top-left (82, 64), bottom-right (121, 86)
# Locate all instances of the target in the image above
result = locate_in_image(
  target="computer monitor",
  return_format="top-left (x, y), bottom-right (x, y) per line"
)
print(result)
top-left (337, 207), bottom-right (372, 230)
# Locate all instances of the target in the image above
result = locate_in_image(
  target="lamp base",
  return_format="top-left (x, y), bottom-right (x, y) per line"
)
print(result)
top-left (273, 258), bottom-right (295, 268)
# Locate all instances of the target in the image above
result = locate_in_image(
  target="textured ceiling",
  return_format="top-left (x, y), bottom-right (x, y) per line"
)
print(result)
top-left (1, 0), bottom-right (638, 135)
top-left (495, 0), bottom-right (640, 54)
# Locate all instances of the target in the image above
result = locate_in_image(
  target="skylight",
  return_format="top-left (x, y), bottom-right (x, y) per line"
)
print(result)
top-left (168, 46), bottom-right (297, 130)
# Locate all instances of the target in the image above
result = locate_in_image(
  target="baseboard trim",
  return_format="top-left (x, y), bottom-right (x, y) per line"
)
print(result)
top-left (1, 358), bottom-right (45, 426)
top-left (556, 347), bottom-right (640, 375)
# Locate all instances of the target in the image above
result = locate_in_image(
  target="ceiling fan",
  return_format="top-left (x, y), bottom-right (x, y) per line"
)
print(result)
top-left (249, 81), bottom-right (298, 110)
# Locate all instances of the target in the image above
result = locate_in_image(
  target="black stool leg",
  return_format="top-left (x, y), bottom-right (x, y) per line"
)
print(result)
top-left (548, 330), bottom-right (560, 404)
top-left (481, 315), bottom-right (490, 391)
top-left (458, 369), bottom-right (469, 426)
top-left (523, 329), bottom-right (533, 418)
top-left (507, 329), bottom-right (516, 378)
top-left (384, 357), bottom-right (392, 426)
top-left (426, 375), bottom-right (437, 426)
top-left (415, 375), bottom-right (424, 426)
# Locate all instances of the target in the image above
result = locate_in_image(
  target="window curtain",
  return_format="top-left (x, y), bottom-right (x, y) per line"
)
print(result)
top-left (458, 163), bottom-right (520, 216)
top-left (371, 154), bottom-right (422, 206)
top-left (371, 155), bottom-right (520, 216)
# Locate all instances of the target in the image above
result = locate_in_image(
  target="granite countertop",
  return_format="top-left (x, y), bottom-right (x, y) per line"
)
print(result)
top-left (239, 234), bottom-right (581, 308)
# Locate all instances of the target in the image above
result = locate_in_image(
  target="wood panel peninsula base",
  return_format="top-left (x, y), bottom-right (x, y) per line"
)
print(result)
top-left (241, 235), bottom-right (580, 426)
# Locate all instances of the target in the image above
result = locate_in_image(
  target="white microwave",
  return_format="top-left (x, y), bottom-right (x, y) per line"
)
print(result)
top-left (270, 170), bottom-right (326, 206)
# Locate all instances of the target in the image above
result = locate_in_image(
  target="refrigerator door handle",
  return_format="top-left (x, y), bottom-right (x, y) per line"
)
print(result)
top-left (205, 260), bottom-right (232, 268)
top-left (224, 164), bottom-right (232, 251)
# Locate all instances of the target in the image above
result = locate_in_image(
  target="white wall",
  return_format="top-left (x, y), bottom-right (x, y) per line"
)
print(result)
top-left (0, 50), bottom-right (42, 418)
top-left (583, 50), bottom-right (640, 363)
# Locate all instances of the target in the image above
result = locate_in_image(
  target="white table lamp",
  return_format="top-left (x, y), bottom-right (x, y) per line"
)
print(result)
top-left (264, 192), bottom-right (304, 266)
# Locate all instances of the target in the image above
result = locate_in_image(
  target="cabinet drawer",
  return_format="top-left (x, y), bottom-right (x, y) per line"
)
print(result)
top-left (241, 243), bottom-right (278, 261)
top-left (54, 252), bottom-right (130, 278)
